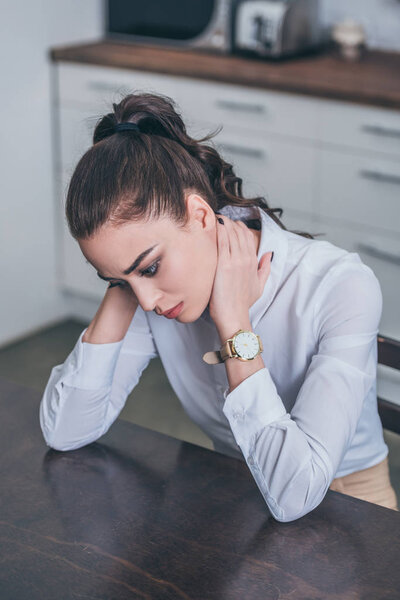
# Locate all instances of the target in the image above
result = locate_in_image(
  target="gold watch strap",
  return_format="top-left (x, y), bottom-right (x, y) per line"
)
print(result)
top-left (202, 350), bottom-right (223, 365)
top-left (203, 336), bottom-right (236, 364)
top-left (220, 339), bottom-right (235, 361)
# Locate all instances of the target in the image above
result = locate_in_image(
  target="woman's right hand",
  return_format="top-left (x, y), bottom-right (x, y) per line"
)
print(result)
top-left (82, 283), bottom-right (139, 344)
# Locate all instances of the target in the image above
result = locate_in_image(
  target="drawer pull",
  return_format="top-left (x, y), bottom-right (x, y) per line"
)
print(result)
top-left (217, 142), bottom-right (265, 159)
top-left (359, 169), bottom-right (400, 185)
top-left (357, 243), bottom-right (400, 266)
top-left (361, 124), bottom-right (400, 139)
top-left (215, 99), bottom-right (266, 114)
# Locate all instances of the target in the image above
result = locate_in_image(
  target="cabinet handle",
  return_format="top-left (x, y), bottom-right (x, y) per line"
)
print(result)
top-left (217, 142), bottom-right (265, 159)
top-left (215, 99), bottom-right (266, 114)
top-left (359, 169), bottom-right (400, 185)
top-left (361, 124), bottom-right (400, 139)
top-left (357, 243), bottom-right (400, 266)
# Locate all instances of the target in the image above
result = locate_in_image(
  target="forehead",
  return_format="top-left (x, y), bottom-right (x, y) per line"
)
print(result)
top-left (78, 216), bottom-right (183, 268)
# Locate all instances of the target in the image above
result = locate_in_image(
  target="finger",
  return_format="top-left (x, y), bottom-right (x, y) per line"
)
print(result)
top-left (235, 220), bottom-right (255, 254)
top-left (217, 215), bottom-right (239, 257)
top-left (216, 214), bottom-right (230, 259)
top-left (229, 218), bottom-right (250, 258)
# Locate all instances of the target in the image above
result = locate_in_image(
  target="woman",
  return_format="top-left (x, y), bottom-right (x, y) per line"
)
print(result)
top-left (40, 92), bottom-right (398, 521)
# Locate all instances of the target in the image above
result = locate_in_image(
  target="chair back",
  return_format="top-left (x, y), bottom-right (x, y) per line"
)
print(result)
top-left (377, 335), bottom-right (400, 435)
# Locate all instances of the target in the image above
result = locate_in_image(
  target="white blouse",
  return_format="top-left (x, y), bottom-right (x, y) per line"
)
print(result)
top-left (40, 204), bottom-right (388, 522)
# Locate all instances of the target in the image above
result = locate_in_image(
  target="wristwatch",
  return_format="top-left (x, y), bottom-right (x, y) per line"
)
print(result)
top-left (202, 329), bottom-right (263, 365)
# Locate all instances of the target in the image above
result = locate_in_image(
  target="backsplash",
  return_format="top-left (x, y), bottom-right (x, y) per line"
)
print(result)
top-left (320, 0), bottom-right (400, 51)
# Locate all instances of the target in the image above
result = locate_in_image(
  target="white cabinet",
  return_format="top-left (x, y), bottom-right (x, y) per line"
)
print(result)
top-left (212, 128), bottom-right (317, 213)
top-left (317, 98), bottom-right (400, 158)
top-left (53, 61), bottom-right (399, 342)
top-left (317, 148), bottom-right (400, 235)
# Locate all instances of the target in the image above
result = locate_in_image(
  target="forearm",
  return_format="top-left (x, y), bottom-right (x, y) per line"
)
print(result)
top-left (83, 286), bottom-right (138, 344)
top-left (216, 314), bottom-right (265, 394)
top-left (221, 367), bottom-right (331, 522)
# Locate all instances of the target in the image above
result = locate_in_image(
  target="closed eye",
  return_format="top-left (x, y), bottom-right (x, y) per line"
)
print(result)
top-left (139, 258), bottom-right (160, 278)
top-left (107, 258), bottom-right (161, 288)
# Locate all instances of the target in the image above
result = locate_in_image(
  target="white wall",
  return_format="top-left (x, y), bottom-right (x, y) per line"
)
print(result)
top-left (0, 0), bottom-right (399, 347)
top-left (320, 0), bottom-right (400, 51)
top-left (0, 0), bottom-right (103, 347)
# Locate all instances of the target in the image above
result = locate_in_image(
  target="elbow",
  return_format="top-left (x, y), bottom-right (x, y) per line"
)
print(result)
top-left (269, 495), bottom-right (325, 523)
top-left (266, 468), bottom-right (330, 523)
top-left (271, 506), bottom-right (315, 523)
top-left (40, 420), bottom-right (99, 452)
top-left (42, 428), bottom-right (101, 452)
top-left (41, 429), bottom-right (78, 452)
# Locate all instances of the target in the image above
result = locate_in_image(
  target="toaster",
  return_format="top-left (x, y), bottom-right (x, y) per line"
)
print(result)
top-left (233, 0), bottom-right (322, 59)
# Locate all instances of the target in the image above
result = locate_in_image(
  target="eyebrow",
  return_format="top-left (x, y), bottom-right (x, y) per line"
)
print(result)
top-left (94, 244), bottom-right (159, 281)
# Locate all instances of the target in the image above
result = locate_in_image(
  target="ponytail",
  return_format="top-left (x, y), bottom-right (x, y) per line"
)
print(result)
top-left (66, 91), bottom-right (314, 240)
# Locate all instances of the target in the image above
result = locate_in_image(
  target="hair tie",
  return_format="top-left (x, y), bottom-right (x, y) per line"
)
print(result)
top-left (114, 122), bottom-right (141, 133)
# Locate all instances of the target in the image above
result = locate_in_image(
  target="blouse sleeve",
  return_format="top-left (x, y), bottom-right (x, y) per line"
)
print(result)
top-left (39, 305), bottom-right (158, 452)
top-left (222, 261), bottom-right (383, 522)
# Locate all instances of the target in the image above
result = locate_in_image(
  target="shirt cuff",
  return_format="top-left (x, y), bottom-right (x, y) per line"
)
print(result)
top-left (222, 367), bottom-right (288, 455)
top-left (61, 328), bottom-right (124, 390)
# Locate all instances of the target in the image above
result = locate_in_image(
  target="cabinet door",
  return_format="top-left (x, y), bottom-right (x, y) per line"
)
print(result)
top-left (314, 218), bottom-right (400, 340)
top-left (175, 77), bottom-right (319, 141)
top-left (212, 128), bottom-right (317, 215)
top-left (56, 169), bottom-right (107, 301)
top-left (318, 99), bottom-right (400, 158)
top-left (317, 147), bottom-right (400, 236)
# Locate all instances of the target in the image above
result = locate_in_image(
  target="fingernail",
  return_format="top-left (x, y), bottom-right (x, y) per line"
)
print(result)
top-left (271, 252), bottom-right (274, 262)
top-left (217, 217), bottom-right (224, 225)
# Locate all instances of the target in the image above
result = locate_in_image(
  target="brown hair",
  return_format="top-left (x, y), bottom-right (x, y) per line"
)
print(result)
top-left (65, 91), bottom-right (314, 240)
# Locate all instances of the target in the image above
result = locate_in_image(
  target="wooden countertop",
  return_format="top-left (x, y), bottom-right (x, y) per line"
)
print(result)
top-left (50, 39), bottom-right (400, 110)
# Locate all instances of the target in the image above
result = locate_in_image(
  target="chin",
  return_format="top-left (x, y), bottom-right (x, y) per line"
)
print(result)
top-left (177, 300), bottom-right (210, 324)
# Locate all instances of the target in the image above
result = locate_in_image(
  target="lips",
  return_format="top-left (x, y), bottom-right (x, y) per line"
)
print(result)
top-left (162, 302), bottom-right (184, 319)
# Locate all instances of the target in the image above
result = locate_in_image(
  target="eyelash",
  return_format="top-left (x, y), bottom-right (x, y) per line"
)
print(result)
top-left (107, 259), bottom-right (161, 288)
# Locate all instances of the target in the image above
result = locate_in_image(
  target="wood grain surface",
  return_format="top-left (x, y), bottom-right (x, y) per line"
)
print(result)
top-left (0, 376), bottom-right (399, 599)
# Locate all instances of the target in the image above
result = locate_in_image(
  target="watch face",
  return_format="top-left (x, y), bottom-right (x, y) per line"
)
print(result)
top-left (233, 331), bottom-right (260, 359)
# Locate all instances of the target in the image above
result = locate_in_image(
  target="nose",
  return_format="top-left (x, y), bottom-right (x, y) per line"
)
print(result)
top-left (130, 281), bottom-right (162, 313)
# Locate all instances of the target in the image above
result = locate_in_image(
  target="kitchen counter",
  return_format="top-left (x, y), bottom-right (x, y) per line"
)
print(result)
top-left (50, 39), bottom-right (400, 110)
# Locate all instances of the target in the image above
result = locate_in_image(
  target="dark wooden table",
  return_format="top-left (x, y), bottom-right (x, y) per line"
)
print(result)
top-left (1, 377), bottom-right (399, 599)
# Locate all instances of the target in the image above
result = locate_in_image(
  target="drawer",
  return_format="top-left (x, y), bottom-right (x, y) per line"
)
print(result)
top-left (177, 79), bottom-right (319, 141)
top-left (317, 148), bottom-right (400, 235)
top-left (57, 63), bottom-right (319, 142)
top-left (313, 219), bottom-right (400, 340)
top-left (318, 99), bottom-right (400, 158)
top-left (212, 128), bottom-right (317, 214)
top-left (57, 63), bottom-right (189, 113)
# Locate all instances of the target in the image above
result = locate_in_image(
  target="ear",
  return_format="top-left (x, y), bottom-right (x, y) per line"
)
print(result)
top-left (185, 193), bottom-right (215, 232)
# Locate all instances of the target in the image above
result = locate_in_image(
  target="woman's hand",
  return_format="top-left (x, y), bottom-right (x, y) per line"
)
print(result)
top-left (208, 215), bottom-right (272, 330)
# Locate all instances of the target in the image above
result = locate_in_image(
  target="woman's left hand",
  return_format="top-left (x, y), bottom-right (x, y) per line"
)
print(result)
top-left (208, 215), bottom-right (273, 329)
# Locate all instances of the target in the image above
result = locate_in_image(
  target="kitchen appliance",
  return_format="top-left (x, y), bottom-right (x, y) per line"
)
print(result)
top-left (106, 0), bottom-right (234, 53)
top-left (233, 0), bottom-right (322, 59)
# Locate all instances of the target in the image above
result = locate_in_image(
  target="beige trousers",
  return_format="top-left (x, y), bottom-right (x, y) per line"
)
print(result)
top-left (329, 455), bottom-right (399, 511)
